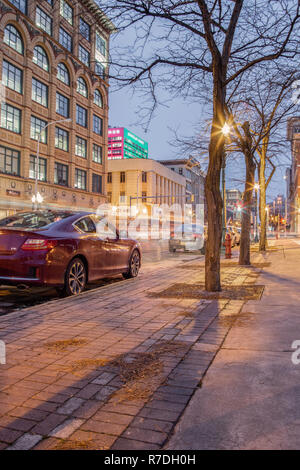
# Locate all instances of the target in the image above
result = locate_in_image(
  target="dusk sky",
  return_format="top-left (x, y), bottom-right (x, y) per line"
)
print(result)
top-left (108, 30), bottom-right (292, 204)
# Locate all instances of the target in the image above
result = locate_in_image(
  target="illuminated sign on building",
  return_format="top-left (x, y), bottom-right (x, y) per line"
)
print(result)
top-left (108, 127), bottom-right (148, 160)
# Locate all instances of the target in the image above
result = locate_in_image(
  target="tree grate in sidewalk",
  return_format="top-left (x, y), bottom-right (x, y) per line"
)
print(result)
top-left (148, 283), bottom-right (265, 300)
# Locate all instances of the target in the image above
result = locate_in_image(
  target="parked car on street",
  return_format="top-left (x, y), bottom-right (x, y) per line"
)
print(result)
top-left (0, 211), bottom-right (141, 296)
top-left (169, 224), bottom-right (204, 252)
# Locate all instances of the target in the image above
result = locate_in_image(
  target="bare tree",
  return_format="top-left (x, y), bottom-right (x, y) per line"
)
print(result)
top-left (247, 73), bottom-right (296, 251)
top-left (101, 0), bottom-right (300, 291)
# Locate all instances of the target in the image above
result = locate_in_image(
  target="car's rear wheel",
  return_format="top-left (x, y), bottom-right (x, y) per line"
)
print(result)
top-left (123, 250), bottom-right (140, 279)
top-left (64, 258), bottom-right (87, 296)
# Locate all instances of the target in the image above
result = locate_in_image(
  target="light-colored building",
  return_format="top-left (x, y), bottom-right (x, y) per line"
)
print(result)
top-left (0, 0), bottom-right (115, 218)
top-left (158, 158), bottom-right (206, 214)
top-left (107, 158), bottom-right (186, 210)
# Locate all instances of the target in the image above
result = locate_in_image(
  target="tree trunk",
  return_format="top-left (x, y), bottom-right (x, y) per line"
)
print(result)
top-left (205, 71), bottom-right (225, 292)
top-left (239, 123), bottom-right (256, 265)
top-left (259, 147), bottom-right (267, 251)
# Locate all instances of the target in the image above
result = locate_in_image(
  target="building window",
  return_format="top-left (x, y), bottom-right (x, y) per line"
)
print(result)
top-left (120, 171), bottom-right (125, 183)
top-left (32, 78), bottom-right (48, 107)
top-left (59, 27), bottom-right (72, 52)
top-left (142, 192), bottom-right (147, 203)
top-left (93, 115), bottom-right (103, 135)
top-left (0, 146), bottom-right (20, 176)
top-left (77, 77), bottom-right (88, 97)
top-left (107, 192), bottom-right (112, 203)
top-left (142, 171), bottom-right (147, 183)
top-left (76, 105), bottom-right (87, 128)
top-left (119, 192), bottom-right (126, 203)
top-left (75, 168), bottom-right (87, 190)
top-left (179, 168), bottom-right (183, 175)
top-left (60, 0), bottom-right (73, 25)
top-left (31, 116), bottom-right (47, 143)
top-left (92, 174), bottom-right (102, 194)
top-left (55, 127), bottom-right (69, 151)
top-left (33, 46), bottom-right (49, 72)
top-left (107, 172), bottom-right (112, 183)
top-left (1, 103), bottom-right (21, 134)
top-left (29, 155), bottom-right (47, 181)
top-left (94, 90), bottom-right (103, 108)
top-left (56, 92), bottom-right (69, 118)
top-left (79, 18), bottom-right (90, 41)
top-left (2, 60), bottom-right (22, 93)
top-left (10, 0), bottom-right (27, 14)
top-left (36, 6), bottom-right (52, 35)
top-left (96, 32), bottom-right (106, 56)
top-left (93, 144), bottom-right (102, 164)
top-left (75, 136), bottom-right (87, 158)
top-left (4, 25), bottom-right (23, 55)
top-left (78, 45), bottom-right (90, 67)
top-left (57, 63), bottom-right (70, 85)
top-left (54, 162), bottom-right (68, 186)
top-left (95, 61), bottom-right (105, 79)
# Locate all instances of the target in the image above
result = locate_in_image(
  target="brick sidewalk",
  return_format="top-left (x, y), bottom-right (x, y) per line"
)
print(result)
top-left (0, 252), bottom-right (265, 450)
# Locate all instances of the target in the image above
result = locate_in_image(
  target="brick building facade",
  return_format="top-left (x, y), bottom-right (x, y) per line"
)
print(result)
top-left (287, 117), bottom-right (300, 232)
top-left (0, 0), bottom-right (115, 217)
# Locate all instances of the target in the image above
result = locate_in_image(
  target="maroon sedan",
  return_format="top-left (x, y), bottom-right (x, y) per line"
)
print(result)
top-left (0, 211), bottom-right (141, 296)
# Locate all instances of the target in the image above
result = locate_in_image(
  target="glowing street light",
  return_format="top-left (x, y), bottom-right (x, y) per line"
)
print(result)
top-left (32, 192), bottom-right (43, 205)
top-left (222, 123), bottom-right (231, 136)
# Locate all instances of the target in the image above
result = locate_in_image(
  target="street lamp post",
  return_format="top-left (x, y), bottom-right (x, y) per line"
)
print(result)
top-left (33, 118), bottom-right (71, 210)
top-left (221, 123), bottom-right (230, 247)
top-left (254, 183), bottom-right (260, 243)
top-left (284, 173), bottom-right (288, 238)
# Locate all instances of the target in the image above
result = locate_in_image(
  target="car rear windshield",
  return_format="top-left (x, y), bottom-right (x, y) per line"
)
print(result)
top-left (0, 211), bottom-right (74, 230)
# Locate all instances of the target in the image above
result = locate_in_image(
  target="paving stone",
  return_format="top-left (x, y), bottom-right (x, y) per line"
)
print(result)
top-left (73, 400), bottom-right (103, 419)
top-left (69, 430), bottom-right (117, 450)
top-left (7, 433), bottom-right (43, 450)
top-left (131, 417), bottom-right (173, 434)
top-left (50, 418), bottom-right (84, 439)
top-left (75, 384), bottom-right (100, 400)
top-left (92, 373), bottom-right (116, 385)
top-left (81, 419), bottom-right (128, 436)
top-left (0, 427), bottom-right (23, 444)
top-left (92, 411), bottom-right (134, 426)
top-left (32, 437), bottom-right (61, 450)
top-left (32, 413), bottom-right (67, 436)
top-left (138, 408), bottom-right (180, 423)
top-left (56, 397), bottom-right (85, 415)
top-left (123, 426), bottom-right (166, 445)
top-left (95, 386), bottom-right (118, 401)
top-left (111, 437), bottom-right (160, 450)
top-left (145, 400), bottom-right (186, 414)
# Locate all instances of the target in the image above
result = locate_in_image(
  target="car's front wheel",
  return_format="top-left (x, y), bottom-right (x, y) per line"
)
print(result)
top-left (123, 250), bottom-right (140, 279)
top-left (64, 258), bottom-right (87, 296)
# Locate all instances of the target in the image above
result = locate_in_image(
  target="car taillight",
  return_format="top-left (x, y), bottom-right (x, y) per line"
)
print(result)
top-left (21, 239), bottom-right (58, 251)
